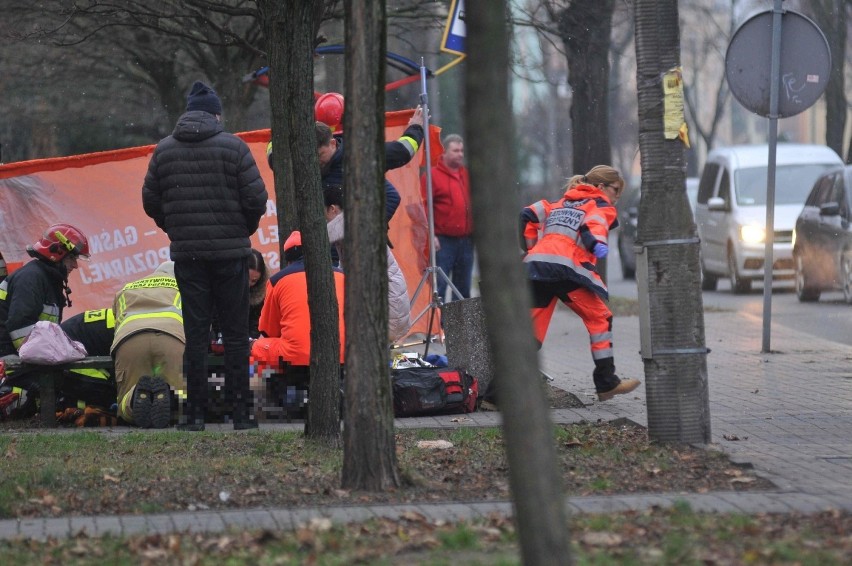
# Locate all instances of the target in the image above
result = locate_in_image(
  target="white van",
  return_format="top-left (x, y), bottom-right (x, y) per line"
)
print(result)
top-left (695, 143), bottom-right (843, 293)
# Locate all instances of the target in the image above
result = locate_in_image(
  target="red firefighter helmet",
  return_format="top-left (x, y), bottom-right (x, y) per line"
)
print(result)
top-left (314, 93), bottom-right (345, 132)
top-left (28, 224), bottom-right (90, 263)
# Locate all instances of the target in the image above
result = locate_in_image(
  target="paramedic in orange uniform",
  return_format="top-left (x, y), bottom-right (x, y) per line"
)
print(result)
top-left (251, 231), bottom-right (345, 368)
top-left (521, 165), bottom-right (640, 402)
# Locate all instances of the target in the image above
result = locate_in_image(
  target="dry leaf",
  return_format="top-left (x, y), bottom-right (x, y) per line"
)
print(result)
top-left (103, 474), bottom-right (120, 483)
top-left (400, 510), bottom-right (427, 522)
top-left (416, 440), bottom-right (454, 450)
top-left (581, 531), bottom-right (623, 546)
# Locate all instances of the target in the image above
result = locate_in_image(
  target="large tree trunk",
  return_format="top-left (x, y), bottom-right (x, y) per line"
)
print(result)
top-left (260, 0), bottom-right (341, 446)
top-left (466, 1), bottom-right (572, 563)
top-left (634, 0), bottom-right (711, 444)
top-left (557, 0), bottom-right (614, 172)
top-left (340, 0), bottom-right (399, 491)
top-left (815, 0), bottom-right (848, 161)
top-left (555, 0), bottom-right (615, 284)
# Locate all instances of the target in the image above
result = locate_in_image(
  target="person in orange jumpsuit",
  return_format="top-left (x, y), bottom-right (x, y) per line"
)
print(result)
top-left (521, 165), bottom-right (640, 402)
top-left (251, 231), bottom-right (345, 369)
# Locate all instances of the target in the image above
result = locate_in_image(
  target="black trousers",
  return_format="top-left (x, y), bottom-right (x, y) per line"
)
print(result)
top-left (175, 257), bottom-right (251, 423)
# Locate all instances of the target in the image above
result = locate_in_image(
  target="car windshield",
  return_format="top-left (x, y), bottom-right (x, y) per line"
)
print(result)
top-left (735, 164), bottom-right (837, 206)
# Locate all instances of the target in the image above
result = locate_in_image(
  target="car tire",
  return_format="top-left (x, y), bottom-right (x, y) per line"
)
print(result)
top-left (842, 254), bottom-right (852, 305)
top-left (700, 256), bottom-right (717, 291)
top-left (794, 252), bottom-right (820, 302)
top-left (728, 247), bottom-right (751, 294)
top-left (619, 237), bottom-right (635, 280)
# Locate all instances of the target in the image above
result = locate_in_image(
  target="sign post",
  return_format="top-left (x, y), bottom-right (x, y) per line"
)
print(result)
top-left (725, 2), bottom-right (830, 353)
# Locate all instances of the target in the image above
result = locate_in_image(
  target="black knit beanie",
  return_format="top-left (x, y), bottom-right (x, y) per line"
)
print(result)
top-left (186, 81), bottom-right (222, 115)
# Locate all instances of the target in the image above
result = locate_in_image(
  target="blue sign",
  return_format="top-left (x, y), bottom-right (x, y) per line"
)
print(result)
top-left (441, 0), bottom-right (466, 55)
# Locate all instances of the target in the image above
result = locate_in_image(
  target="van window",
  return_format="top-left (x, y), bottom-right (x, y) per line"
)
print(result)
top-left (735, 164), bottom-right (838, 206)
top-left (697, 163), bottom-right (719, 204)
top-left (718, 169), bottom-right (731, 204)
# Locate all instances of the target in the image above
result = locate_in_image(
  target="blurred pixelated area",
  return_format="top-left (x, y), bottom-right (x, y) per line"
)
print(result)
top-left (206, 359), bottom-right (311, 423)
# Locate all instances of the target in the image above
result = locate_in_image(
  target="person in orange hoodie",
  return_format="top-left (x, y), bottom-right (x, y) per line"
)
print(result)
top-left (251, 231), bottom-right (345, 368)
top-left (521, 165), bottom-right (640, 402)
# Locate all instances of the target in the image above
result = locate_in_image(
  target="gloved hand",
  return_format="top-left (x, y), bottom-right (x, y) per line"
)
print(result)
top-left (593, 242), bottom-right (609, 258)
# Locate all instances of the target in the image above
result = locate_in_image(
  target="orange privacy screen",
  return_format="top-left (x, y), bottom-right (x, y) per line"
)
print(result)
top-left (0, 110), bottom-right (443, 339)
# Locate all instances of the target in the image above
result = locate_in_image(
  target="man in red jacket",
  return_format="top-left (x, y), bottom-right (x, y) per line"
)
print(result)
top-left (420, 134), bottom-right (474, 303)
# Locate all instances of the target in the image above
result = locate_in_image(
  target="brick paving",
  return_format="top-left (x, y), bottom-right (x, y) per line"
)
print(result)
top-left (2, 306), bottom-right (852, 541)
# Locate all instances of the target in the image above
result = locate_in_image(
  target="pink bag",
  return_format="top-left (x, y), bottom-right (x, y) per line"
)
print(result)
top-left (17, 321), bottom-right (88, 364)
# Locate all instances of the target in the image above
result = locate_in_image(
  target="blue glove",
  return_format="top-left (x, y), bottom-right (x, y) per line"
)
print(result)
top-left (593, 243), bottom-right (609, 258)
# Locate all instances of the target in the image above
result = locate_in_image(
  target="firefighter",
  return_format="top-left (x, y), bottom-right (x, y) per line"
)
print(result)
top-left (59, 308), bottom-right (117, 411)
top-left (111, 262), bottom-right (186, 428)
top-left (0, 224), bottom-right (90, 417)
top-left (521, 165), bottom-right (641, 402)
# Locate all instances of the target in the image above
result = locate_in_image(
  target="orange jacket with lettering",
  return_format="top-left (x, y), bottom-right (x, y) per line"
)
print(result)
top-left (520, 183), bottom-right (618, 299)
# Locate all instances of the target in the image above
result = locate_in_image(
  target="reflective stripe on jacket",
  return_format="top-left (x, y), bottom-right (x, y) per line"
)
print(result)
top-left (521, 183), bottom-right (618, 300)
top-left (111, 272), bottom-right (184, 353)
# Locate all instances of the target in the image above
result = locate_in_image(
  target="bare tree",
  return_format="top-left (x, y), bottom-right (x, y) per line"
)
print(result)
top-left (811, 0), bottom-right (848, 160)
top-left (681, 1), bottom-right (734, 161)
top-left (340, 0), bottom-right (400, 491)
top-left (635, 0), bottom-right (711, 444)
top-left (467, 1), bottom-right (572, 563)
top-left (258, 0), bottom-right (342, 445)
top-left (542, 0), bottom-right (615, 172)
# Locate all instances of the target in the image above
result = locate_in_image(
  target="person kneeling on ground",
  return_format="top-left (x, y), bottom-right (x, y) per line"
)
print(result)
top-left (111, 262), bottom-right (186, 428)
top-left (252, 231), bottom-right (345, 369)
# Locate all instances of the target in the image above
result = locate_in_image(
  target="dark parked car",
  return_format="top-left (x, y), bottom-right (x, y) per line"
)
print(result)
top-left (792, 165), bottom-right (852, 302)
top-left (617, 178), bottom-right (698, 280)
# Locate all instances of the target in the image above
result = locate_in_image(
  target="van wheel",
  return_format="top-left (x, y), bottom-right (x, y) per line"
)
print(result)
top-left (617, 236), bottom-right (635, 279)
top-left (700, 258), bottom-right (717, 291)
top-left (842, 255), bottom-right (852, 304)
top-left (728, 248), bottom-right (751, 294)
top-left (795, 253), bottom-right (820, 302)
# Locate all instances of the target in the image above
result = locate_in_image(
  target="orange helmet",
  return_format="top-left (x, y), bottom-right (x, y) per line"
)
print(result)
top-left (314, 93), bottom-right (345, 132)
top-left (284, 230), bottom-right (302, 251)
top-left (28, 224), bottom-right (90, 263)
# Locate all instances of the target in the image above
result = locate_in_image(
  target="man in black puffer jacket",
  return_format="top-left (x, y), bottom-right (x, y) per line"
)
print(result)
top-left (142, 80), bottom-right (268, 431)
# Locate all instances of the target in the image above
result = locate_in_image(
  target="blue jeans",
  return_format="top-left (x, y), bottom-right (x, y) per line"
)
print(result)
top-left (175, 257), bottom-right (251, 423)
top-left (435, 235), bottom-right (474, 302)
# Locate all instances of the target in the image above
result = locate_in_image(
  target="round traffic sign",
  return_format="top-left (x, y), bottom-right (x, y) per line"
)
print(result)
top-left (725, 9), bottom-right (830, 118)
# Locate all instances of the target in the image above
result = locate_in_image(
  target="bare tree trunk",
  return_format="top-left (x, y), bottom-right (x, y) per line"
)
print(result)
top-left (814, 0), bottom-right (847, 160)
top-left (635, 0), bottom-right (711, 444)
top-left (466, 1), bottom-right (573, 564)
top-left (259, 0), bottom-right (341, 446)
top-left (340, 0), bottom-right (399, 491)
top-left (556, 0), bottom-right (614, 172)
top-left (553, 0), bottom-right (614, 285)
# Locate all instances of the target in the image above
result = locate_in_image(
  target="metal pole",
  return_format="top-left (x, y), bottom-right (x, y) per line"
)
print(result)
top-left (762, 0), bottom-right (784, 353)
top-left (420, 60), bottom-right (439, 303)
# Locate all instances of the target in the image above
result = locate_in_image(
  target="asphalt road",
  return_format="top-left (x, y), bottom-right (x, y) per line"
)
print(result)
top-left (605, 248), bottom-right (852, 349)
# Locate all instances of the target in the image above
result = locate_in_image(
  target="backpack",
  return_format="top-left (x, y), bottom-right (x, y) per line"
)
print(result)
top-left (391, 367), bottom-right (478, 417)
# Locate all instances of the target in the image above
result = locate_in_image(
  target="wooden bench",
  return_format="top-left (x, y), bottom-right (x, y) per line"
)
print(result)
top-left (2, 355), bottom-right (114, 427)
top-left (2, 355), bottom-right (329, 426)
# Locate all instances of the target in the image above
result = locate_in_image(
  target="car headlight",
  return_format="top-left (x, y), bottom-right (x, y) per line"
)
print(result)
top-left (740, 224), bottom-right (765, 244)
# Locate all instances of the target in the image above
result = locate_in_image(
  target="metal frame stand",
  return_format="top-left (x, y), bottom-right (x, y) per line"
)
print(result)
top-left (397, 60), bottom-right (463, 357)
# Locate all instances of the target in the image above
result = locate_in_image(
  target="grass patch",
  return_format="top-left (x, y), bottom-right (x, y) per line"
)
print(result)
top-left (1, 509), bottom-right (851, 564)
top-left (0, 422), bottom-right (773, 521)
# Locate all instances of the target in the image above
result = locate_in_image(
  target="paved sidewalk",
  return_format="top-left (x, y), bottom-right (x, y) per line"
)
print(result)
top-left (2, 306), bottom-right (852, 541)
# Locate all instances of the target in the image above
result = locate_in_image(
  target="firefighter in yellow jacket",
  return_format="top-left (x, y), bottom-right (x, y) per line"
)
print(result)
top-left (111, 261), bottom-right (186, 427)
top-left (521, 165), bottom-right (640, 402)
